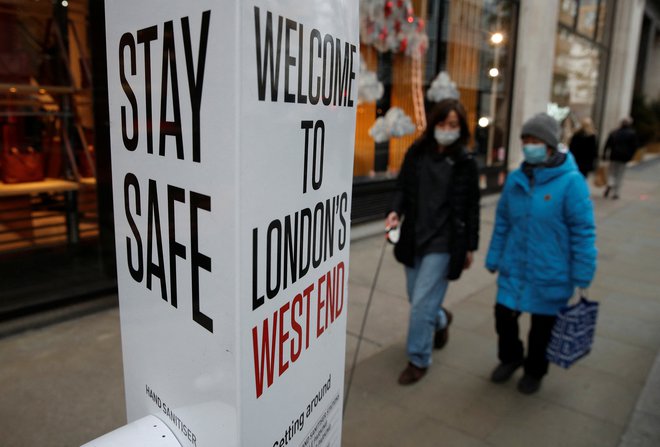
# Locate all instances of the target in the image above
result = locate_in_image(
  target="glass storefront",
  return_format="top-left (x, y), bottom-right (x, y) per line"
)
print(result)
top-left (0, 0), bottom-right (115, 317)
top-left (352, 0), bottom-right (518, 221)
top-left (1, 0), bottom-right (520, 311)
top-left (552, 0), bottom-right (612, 142)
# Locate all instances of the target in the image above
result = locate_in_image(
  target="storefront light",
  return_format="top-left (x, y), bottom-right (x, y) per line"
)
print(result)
top-left (61, 0), bottom-right (69, 7)
top-left (490, 32), bottom-right (504, 45)
top-left (9, 87), bottom-right (17, 93)
top-left (489, 68), bottom-right (499, 77)
top-left (478, 117), bottom-right (490, 127)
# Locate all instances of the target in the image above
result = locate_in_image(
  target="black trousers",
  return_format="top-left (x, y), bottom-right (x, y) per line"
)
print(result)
top-left (495, 303), bottom-right (557, 379)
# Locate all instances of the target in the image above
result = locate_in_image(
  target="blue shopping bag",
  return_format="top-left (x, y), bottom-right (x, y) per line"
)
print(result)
top-left (546, 295), bottom-right (599, 368)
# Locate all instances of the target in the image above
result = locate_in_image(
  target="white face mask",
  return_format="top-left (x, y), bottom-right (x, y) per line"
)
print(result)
top-left (434, 128), bottom-right (460, 147)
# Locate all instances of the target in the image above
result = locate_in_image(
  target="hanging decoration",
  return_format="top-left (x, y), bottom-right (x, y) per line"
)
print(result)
top-left (426, 71), bottom-right (460, 103)
top-left (358, 56), bottom-right (384, 104)
top-left (411, 57), bottom-right (426, 130)
top-left (360, 0), bottom-right (429, 58)
top-left (368, 107), bottom-right (416, 143)
top-left (547, 102), bottom-right (571, 122)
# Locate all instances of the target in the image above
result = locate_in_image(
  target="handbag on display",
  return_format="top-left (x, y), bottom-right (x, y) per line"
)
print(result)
top-left (1, 146), bottom-right (45, 184)
top-left (546, 291), bottom-right (599, 368)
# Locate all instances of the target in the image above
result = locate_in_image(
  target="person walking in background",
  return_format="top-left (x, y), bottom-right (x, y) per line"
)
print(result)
top-left (569, 117), bottom-right (598, 177)
top-left (385, 98), bottom-right (480, 385)
top-left (602, 117), bottom-right (639, 199)
top-left (485, 113), bottom-right (597, 395)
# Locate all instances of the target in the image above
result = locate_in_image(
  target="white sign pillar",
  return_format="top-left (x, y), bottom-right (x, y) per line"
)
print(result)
top-left (103, 1), bottom-right (358, 445)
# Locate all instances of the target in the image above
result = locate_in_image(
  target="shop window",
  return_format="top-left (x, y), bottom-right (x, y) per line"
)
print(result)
top-left (0, 2), bottom-right (97, 254)
top-left (577, 0), bottom-right (598, 39)
top-left (355, 0), bottom-right (517, 182)
top-left (0, 1), bottom-right (110, 316)
top-left (596, 0), bottom-right (609, 43)
top-left (551, 29), bottom-right (602, 140)
top-left (559, 0), bottom-right (579, 27)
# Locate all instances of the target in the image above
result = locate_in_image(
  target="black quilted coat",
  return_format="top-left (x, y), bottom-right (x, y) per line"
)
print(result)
top-left (390, 138), bottom-right (480, 280)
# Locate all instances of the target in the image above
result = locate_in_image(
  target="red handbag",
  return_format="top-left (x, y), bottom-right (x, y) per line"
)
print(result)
top-left (1, 146), bottom-right (45, 184)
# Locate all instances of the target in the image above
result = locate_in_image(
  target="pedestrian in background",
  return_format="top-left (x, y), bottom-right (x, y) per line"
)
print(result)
top-left (602, 117), bottom-right (640, 199)
top-left (385, 98), bottom-right (480, 385)
top-left (569, 117), bottom-right (598, 177)
top-left (485, 113), bottom-right (597, 394)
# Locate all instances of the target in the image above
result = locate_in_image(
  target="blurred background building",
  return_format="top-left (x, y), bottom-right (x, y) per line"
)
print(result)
top-left (0, 0), bottom-right (658, 315)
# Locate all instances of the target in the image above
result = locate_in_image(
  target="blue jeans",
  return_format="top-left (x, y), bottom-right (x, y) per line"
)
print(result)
top-left (405, 253), bottom-right (450, 368)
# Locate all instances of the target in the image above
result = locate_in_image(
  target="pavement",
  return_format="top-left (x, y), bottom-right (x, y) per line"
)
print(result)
top-left (1, 158), bottom-right (660, 446)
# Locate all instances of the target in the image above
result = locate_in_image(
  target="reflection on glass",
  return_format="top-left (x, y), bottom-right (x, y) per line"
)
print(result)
top-left (552, 30), bottom-right (601, 120)
top-left (596, 0), bottom-right (608, 43)
top-left (577, 0), bottom-right (598, 38)
top-left (559, 0), bottom-right (578, 26)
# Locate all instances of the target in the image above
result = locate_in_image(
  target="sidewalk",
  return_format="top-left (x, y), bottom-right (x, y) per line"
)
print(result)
top-left (343, 158), bottom-right (660, 447)
top-left (1, 160), bottom-right (660, 446)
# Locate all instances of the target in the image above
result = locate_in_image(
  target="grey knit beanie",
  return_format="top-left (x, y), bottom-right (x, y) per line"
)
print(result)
top-left (521, 113), bottom-right (560, 149)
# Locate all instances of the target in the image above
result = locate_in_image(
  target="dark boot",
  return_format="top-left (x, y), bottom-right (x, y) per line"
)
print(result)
top-left (517, 374), bottom-right (542, 394)
top-left (434, 309), bottom-right (453, 349)
top-left (398, 362), bottom-right (427, 385)
top-left (490, 360), bottom-right (523, 383)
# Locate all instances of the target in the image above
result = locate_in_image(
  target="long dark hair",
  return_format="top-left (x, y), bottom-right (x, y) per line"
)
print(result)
top-left (422, 98), bottom-right (470, 148)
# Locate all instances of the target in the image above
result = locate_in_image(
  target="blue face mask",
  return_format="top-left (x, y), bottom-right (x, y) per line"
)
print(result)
top-left (522, 143), bottom-right (548, 164)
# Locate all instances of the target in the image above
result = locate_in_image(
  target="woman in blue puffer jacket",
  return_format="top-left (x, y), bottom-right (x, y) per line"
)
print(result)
top-left (485, 113), bottom-right (597, 395)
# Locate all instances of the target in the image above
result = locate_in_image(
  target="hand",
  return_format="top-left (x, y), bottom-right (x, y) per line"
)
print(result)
top-left (463, 251), bottom-right (474, 270)
top-left (385, 211), bottom-right (400, 230)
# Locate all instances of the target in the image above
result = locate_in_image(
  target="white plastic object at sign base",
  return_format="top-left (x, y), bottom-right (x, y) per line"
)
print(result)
top-left (81, 415), bottom-right (181, 447)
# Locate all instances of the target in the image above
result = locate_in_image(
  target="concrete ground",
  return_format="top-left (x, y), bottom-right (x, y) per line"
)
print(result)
top-left (1, 158), bottom-right (660, 446)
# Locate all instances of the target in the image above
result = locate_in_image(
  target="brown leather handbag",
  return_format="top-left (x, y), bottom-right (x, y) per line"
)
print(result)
top-left (1, 146), bottom-right (45, 184)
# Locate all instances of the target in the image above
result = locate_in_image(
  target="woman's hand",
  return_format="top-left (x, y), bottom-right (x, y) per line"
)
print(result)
top-left (385, 211), bottom-right (400, 230)
top-left (463, 251), bottom-right (474, 270)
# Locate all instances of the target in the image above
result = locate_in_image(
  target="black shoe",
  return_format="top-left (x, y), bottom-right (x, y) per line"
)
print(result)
top-left (490, 360), bottom-right (523, 383)
top-left (398, 362), bottom-right (428, 385)
top-left (517, 374), bottom-right (542, 394)
top-left (612, 195), bottom-right (619, 200)
top-left (434, 309), bottom-right (453, 349)
top-left (603, 186), bottom-right (610, 198)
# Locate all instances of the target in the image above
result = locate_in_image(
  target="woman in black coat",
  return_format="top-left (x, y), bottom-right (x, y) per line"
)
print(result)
top-left (385, 99), bottom-right (480, 385)
top-left (569, 117), bottom-right (598, 177)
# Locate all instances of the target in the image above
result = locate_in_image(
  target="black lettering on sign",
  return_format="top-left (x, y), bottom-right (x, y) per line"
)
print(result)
top-left (181, 11), bottom-right (211, 163)
top-left (122, 175), bottom-right (214, 333)
top-left (321, 34), bottom-right (334, 106)
top-left (137, 26), bottom-right (158, 155)
top-left (300, 120), bottom-right (324, 193)
top-left (124, 172), bottom-right (143, 281)
top-left (284, 18), bottom-right (297, 103)
top-left (308, 29), bottom-right (321, 105)
top-left (119, 33), bottom-right (138, 151)
top-left (190, 192), bottom-right (213, 333)
top-left (167, 185), bottom-right (186, 308)
top-left (253, 7), bottom-right (357, 108)
top-left (253, 228), bottom-right (265, 311)
top-left (266, 219), bottom-right (282, 299)
top-left (254, 7), bottom-right (283, 101)
top-left (118, 11), bottom-right (210, 163)
top-left (147, 179), bottom-right (167, 301)
top-left (159, 20), bottom-right (184, 160)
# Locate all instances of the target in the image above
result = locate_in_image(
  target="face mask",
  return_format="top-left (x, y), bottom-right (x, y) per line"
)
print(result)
top-left (434, 129), bottom-right (460, 147)
top-left (522, 143), bottom-right (548, 164)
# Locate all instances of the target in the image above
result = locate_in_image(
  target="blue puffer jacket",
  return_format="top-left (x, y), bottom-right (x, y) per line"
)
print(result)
top-left (485, 153), bottom-right (597, 315)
